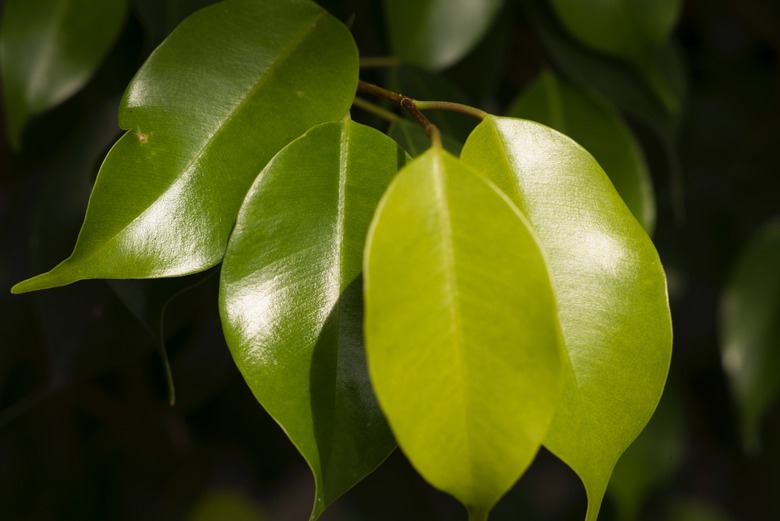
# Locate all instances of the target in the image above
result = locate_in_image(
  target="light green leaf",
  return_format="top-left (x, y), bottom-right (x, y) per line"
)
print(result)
top-left (0, 0), bottom-right (128, 148)
top-left (461, 116), bottom-right (672, 521)
top-left (720, 219), bottom-right (780, 453)
top-left (12, 0), bottom-right (358, 294)
top-left (364, 146), bottom-right (563, 518)
top-left (384, 0), bottom-right (504, 71)
top-left (549, 0), bottom-right (682, 61)
top-left (219, 119), bottom-right (404, 520)
top-left (508, 70), bottom-right (656, 233)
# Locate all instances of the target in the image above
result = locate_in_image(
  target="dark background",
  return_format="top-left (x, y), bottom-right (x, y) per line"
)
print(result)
top-left (1, 0), bottom-right (779, 519)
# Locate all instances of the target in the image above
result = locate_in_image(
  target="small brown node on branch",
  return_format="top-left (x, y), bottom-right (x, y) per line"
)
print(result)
top-left (137, 131), bottom-right (148, 143)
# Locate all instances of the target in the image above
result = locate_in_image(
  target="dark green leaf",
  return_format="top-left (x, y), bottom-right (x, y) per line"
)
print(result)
top-left (549, 0), bottom-right (682, 61)
top-left (523, 0), bottom-right (682, 137)
top-left (0, 0), bottom-right (128, 147)
top-left (220, 119), bottom-right (405, 520)
top-left (384, 0), bottom-right (503, 71)
top-left (720, 219), bottom-right (780, 453)
top-left (461, 116), bottom-right (672, 521)
top-left (364, 146), bottom-right (563, 518)
top-left (12, 0), bottom-right (358, 294)
top-left (508, 70), bottom-right (656, 233)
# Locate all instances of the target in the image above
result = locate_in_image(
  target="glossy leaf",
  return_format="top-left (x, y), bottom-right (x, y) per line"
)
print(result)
top-left (364, 146), bottom-right (563, 518)
top-left (0, 0), bottom-right (128, 147)
top-left (720, 219), bottom-right (780, 453)
top-left (220, 119), bottom-right (405, 520)
top-left (12, 0), bottom-right (358, 294)
top-left (461, 116), bottom-right (672, 521)
top-left (508, 70), bottom-right (656, 233)
top-left (384, 0), bottom-right (504, 71)
top-left (549, 0), bottom-right (682, 61)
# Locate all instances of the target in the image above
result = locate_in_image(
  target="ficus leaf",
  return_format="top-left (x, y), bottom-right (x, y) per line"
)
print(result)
top-left (549, 0), bottom-right (682, 61)
top-left (508, 70), bottom-right (656, 233)
top-left (0, 0), bottom-right (128, 148)
top-left (219, 119), bottom-right (405, 520)
top-left (523, 0), bottom-right (682, 137)
top-left (720, 219), bottom-right (780, 454)
top-left (12, 0), bottom-right (358, 294)
top-left (461, 116), bottom-right (672, 521)
top-left (364, 146), bottom-right (563, 519)
top-left (383, 0), bottom-right (504, 71)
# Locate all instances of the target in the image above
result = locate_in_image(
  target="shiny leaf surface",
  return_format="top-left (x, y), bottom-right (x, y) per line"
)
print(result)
top-left (12, 0), bottom-right (358, 294)
top-left (461, 116), bottom-right (672, 521)
top-left (549, 0), bottom-right (682, 60)
top-left (720, 219), bottom-right (780, 453)
top-left (220, 119), bottom-right (405, 520)
top-left (384, 0), bottom-right (503, 70)
top-left (364, 146), bottom-right (563, 517)
top-left (0, 0), bottom-right (128, 147)
top-left (508, 70), bottom-right (656, 233)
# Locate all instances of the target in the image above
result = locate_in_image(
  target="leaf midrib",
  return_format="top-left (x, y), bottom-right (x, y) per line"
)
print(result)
top-left (430, 154), bottom-right (475, 482)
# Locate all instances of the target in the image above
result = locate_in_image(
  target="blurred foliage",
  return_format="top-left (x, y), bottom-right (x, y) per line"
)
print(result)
top-left (1, 0), bottom-right (779, 520)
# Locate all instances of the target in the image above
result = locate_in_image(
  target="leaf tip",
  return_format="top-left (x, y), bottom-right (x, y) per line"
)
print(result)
top-left (10, 263), bottom-right (82, 294)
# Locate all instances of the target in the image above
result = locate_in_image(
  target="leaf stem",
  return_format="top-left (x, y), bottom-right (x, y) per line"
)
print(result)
top-left (351, 97), bottom-right (400, 123)
top-left (357, 80), bottom-right (455, 148)
top-left (359, 56), bottom-right (402, 68)
top-left (414, 100), bottom-right (488, 120)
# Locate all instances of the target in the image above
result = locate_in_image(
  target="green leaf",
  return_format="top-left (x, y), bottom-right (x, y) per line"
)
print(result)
top-left (0, 0), bottom-right (128, 148)
top-left (219, 119), bottom-right (405, 520)
top-left (12, 0), bottom-right (358, 294)
top-left (461, 116), bottom-right (672, 521)
top-left (384, 0), bottom-right (504, 71)
top-left (523, 0), bottom-right (682, 137)
top-left (549, 0), bottom-right (682, 61)
top-left (364, 146), bottom-right (563, 518)
top-left (720, 219), bottom-right (780, 453)
top-left (508, 70), bottom-right (656, 233)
